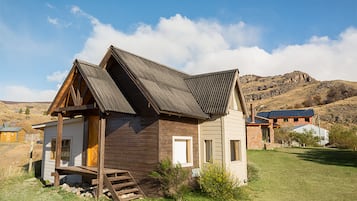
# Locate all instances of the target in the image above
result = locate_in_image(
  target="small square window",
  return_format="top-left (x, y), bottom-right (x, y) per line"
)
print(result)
top-left (284, 118), bottom-right (289, 122)
top-left (273, 119), bottom-right (277, 123)
top-left (173, 136), bottom-right (193, 167)
top-left (294, 118), bottom-right (298, 122)
top-left (204, 140), bottom-right (213, 163)
top-left (230, 140), bottom-right (241, 161)
top-left (305, 117), bottom-right (310, 122)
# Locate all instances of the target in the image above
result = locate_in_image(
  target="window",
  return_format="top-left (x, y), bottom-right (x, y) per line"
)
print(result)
top-left (51, 139), bottom-right (71, 161)
top-left (262, 127), bottom-right (270, 143)
top-left (172, 136), bottom-right (193, 167)
top-left (294, 118), bottom-right (298, 122)
top-left (273, 119), bottom-right (277, 123)
top-left (305, 117), bottom-right (310, 122)
top-left (204, 140), bottom-right (213, 163)
top-left (230, 140), bottom-right (241, 161)
top-left (283, 118), bottom-right (289, 122)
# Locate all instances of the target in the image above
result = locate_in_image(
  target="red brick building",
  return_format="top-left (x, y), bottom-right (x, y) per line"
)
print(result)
top-left (257, 109), bottom-right (314, 127)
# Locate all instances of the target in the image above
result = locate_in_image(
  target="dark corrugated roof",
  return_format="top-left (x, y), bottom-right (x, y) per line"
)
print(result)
top-left (257, 109), bottom-right (314, 118)
top-left (111, 47), bottom-right (209, 119)
top-left (0, 127), bottom-right (22, 132)
top-left (76, 60), bottom-right (136, 115)
top-left (185, 70), bottom-right (237, 115)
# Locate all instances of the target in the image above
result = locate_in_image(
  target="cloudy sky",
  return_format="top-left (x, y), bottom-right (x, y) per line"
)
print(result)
top-left (1, 0), bottom-right (357, 101)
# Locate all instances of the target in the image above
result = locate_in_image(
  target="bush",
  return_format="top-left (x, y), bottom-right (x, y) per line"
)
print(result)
top-left (329, 124), bottom-right (357, 151)
top-left (199, 163), bottom-right (239, 201)
top-left (292, 129), bottom-right (320, 147)
top-left (150, 159), bottom-right (190, 200)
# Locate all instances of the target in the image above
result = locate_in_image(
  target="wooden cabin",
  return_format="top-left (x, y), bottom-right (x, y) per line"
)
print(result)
top-left (0, 126), bottom-right (25, 142)
top-left (41, 46), bottom-right (248, 200)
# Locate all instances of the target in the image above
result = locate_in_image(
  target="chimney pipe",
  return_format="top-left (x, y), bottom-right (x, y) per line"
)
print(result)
top-left (250, 103), bottom-right (255, 123)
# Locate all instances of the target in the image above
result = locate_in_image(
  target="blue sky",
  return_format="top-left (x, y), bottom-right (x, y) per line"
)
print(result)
top-left (1, 0), bottom-right (357, 101)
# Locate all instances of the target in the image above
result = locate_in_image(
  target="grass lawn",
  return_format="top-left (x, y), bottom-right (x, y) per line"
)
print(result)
top-left (0, 147), bottom-right (356, 201)
top-left (245, 148), bottom-right (357, 201)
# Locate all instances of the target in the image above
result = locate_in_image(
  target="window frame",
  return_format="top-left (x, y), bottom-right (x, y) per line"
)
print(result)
top-left (50, 138), bottom-right (71, 162)
top-left (261, 127), bottom-right (271, 143)
top-left (204, 139), bottom-right (213, 163)
top-left (172, 136), bottom-right (193, 167)
top-left (230, 140), bottom-right (241, 162)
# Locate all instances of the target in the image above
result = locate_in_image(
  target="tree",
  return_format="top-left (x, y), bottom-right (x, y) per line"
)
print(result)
top-left (19, 108), bottom-right (23, 114)
top-left (292, 129), bottom-right (319, 147)
top-left (25, 107), bottom-right (30, 115)
top-left (329, 124), bottom-right (357, 151)
top-left (274, 127), bottom-right (294, 146)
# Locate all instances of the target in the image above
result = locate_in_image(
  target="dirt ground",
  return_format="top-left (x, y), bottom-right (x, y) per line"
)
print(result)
top-left (0, 143), bottom-right (43, 169)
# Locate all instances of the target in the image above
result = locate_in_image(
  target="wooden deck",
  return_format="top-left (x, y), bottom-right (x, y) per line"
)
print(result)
top-left (56, 166), bottom-right (128, 177)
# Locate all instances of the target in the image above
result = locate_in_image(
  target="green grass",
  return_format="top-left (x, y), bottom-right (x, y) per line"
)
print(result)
top-left (0, 148), bottom-right (356, 201)
top-left (245, 148), bottom-right (357, 201)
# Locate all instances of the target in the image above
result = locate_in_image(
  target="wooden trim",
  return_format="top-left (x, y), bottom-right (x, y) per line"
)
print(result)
top-left (56, 104), bottom-right (96, 112)
top-left (54, 113), bottom-right (63, 186)
top-left (96, 117), bottom-right (106, 198)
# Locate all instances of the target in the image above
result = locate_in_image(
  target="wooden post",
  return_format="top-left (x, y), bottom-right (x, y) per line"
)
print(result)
top-left (28, 134), bottom-right (34, 173)
top-left (54, 113), bottom-right (63, 186)
top-left (97, 116), bottom-right (106, 198)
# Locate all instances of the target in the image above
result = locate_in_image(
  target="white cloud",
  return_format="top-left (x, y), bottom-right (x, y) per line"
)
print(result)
top-left (46, 3), bottom-right (54, 9)
top-left (1, 85), bottom-right (56, 102)
top-left (46, 70), bottom-right (68, 83)
top-left (47, 16), bottom-right (58, 25)
top-left (73, 7), bottom-right (357, 82)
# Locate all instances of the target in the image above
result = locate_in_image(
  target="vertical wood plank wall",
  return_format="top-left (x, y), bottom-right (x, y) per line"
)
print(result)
top-left (158, 116), bottom-right (199, 168)
top-left (104, 113), bottom-right (159, 181)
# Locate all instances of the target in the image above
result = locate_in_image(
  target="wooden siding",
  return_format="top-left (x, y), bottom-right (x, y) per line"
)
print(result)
top-left (223, 109), bottom-right (248, 184)
top-left (104, 113), bottom-right (159, 181)
top-left (199, 116), bottom-right (223, 166)
top-left (158, 116), bottom-right (199, 168)
top-left (42, 118), bottom-right (84, 183)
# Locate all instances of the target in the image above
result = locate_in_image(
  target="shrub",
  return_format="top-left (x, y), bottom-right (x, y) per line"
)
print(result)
top-left (199, 163), bottom-right (239, 201)
top-left (150, 159), bottom-right (190, 200)
top-left (292, 129), bottom-right (320, 147)
top-left (329, 124), bottom-right (357, 151)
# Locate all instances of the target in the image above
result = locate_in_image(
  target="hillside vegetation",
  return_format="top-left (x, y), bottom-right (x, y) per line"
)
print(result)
top-left (0, 101), bottom-right (53, 133)
top-left (241, 71), bottom-right (357, 128)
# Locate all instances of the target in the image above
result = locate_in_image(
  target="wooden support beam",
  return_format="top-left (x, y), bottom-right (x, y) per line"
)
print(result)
top-left (56, 104), bottom-right (96, 113)
top-left (54, 113), bottom-right (63, 186)
top-left (96, 116), bottom-right (106, 198)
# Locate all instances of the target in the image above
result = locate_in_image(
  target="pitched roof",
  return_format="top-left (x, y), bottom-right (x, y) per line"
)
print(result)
top-left (258, 109), bottom-right (314, 118)
top-left (185, 70), bottom-right (237, 115)
top-left (48, 60), bottom-right (135, 115)
top-left (76, 60), bottom-right (136, 114)
top-left (109, 46), bottom-right (209, 119)
top-left (0, 127), bottom-right (22, 132)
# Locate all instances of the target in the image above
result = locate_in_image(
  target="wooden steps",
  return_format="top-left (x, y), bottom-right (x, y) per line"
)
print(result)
top-left (103, 170), bottom-right (145, 201)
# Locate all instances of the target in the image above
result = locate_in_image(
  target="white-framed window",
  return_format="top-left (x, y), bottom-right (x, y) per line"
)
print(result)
top-left (172, 136), bottom-right (193, 167)
top-left (50, 138), bottom-right (71, 161)
top-left (204, 140), bottom-right (213, 163)
top-left (230, 140), bottom-right (241, 161)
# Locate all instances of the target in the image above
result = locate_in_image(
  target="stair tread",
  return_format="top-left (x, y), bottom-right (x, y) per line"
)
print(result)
top-left (117, 188), bottom-right (139, 195)
top-left (121, 194), bottom-right (143, 201)
top-left (112, 181), bottom-right (136, 190)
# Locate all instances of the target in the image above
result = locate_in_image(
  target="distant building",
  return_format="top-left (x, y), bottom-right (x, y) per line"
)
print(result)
top-left (0, 125), bottom-right (25, 142)
top-left (293, 124), bottom-right (329, 146)
top-left (246, 104), bottom-right (276, 149)
top-left (258, 109), bottom-right (314, 127)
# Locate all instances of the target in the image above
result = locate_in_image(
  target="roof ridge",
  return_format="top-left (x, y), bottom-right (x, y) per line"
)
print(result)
top-left (111, 46), bottom-right (189, 77)
top-left (185, 69), bottom-right (238, 80)
top-left (75, 59), bottom-right (100, 68)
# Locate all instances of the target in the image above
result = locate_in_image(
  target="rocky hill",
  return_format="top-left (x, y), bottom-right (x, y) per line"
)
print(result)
top-left (241, 71), bottom-right (357, 128)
